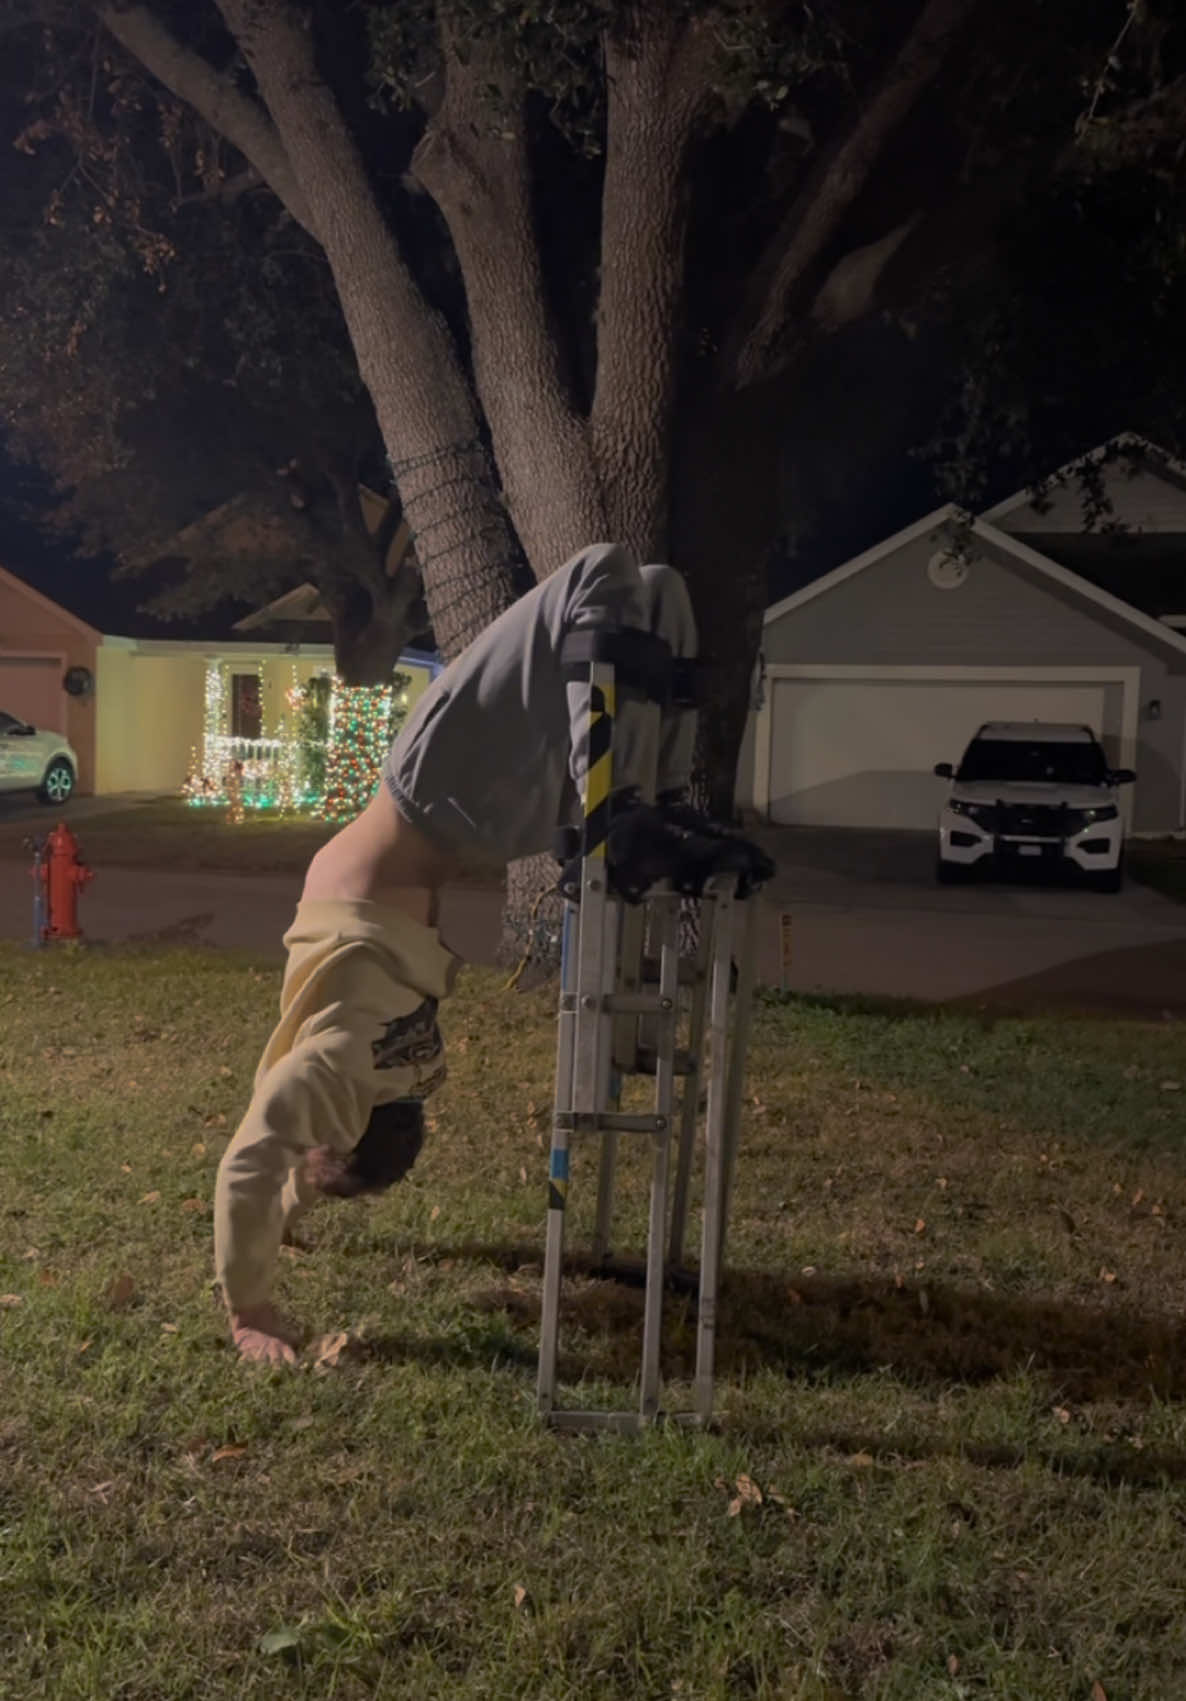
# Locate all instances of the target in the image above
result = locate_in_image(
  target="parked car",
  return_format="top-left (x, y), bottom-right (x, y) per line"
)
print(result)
top-left (934, 721), bottom-right (1134, 892)
top-left (0, 710), bottom-right (78, 805)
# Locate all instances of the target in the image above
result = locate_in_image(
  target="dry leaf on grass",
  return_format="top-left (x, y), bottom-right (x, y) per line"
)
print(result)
top-left (105, 1274), bottom-right (136, 1309)
top-left (310, 1331), bottom-right (352, 1371)
top-left (0, 1294), bottom-right (23, 1308)
top-left (430, 1204), bottom-right (441, 1223)
top-left (161, 1323), bottom-right (179, 1334)
top-left (211, 1443), bottom-right (248, 1463)
top-left (1091, 1683), bottom-right (1109, 1701)
top-left (848, 1452), bottom-right (875, 1468)
top-left (76, 1339), bottom-right (91, 1355)
top-left (512, 1584), bottom-right (528, 1611)
top-left (947, 1655), bottom-right (960, 1677)
top-left (139, 1190), bottom-right (161, 1205)
top-left (180, 1198), bottom-right (205, 1214)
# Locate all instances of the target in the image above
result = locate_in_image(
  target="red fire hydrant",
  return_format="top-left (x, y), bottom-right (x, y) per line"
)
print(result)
top-left (40, 822), bottom-right (93, 942)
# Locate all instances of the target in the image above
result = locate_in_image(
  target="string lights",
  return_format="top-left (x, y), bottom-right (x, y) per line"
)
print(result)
top-left (182, 660), bottom-right (415, 820)
top-left (319, 682), bottom-right (397, 824)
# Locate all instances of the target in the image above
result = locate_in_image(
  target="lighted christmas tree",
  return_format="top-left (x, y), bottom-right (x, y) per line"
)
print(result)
top-left (319, 682), bottom-right (395, 823)
top-left (318, 674), bottom-right (414, 824)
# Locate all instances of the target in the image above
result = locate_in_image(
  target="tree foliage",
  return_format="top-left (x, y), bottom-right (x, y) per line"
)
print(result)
top-left (921, 0), bottom-right (1186, 516)
top-left (1, 0), bottom-right (1181, 791)
top-left (0, 14), bottom-right (423, 674)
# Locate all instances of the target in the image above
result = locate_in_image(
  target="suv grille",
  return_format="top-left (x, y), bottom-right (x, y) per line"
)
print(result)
top-left (995, 802), bottom-right (1085, 836)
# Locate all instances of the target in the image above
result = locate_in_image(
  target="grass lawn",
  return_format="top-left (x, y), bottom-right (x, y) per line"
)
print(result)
top-left (2, 945), bottom-right (1186, 1699)
top-left (0, 799), bottom-right (341, 877)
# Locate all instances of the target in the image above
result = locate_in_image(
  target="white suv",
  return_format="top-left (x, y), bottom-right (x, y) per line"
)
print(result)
top-left (0, 710), bottom-right (78, 805)
top-left (935, 722), bottom-right (1133, 892)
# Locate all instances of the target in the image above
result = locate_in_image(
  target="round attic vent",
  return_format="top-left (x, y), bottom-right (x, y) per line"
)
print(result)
top-left (927, 550), bottom-right (969, 590)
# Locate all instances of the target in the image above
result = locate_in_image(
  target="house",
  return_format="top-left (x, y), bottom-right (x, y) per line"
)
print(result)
top-left (0, 565), bottom-right (103, 792)
top-left (0, 562), bottom-right (440, 799)
top-left (743, 438), bottom-right (1186, 836)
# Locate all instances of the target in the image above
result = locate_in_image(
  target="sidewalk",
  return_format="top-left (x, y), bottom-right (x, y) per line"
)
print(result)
top-left (3, 850), bottom-right (1184, 1014)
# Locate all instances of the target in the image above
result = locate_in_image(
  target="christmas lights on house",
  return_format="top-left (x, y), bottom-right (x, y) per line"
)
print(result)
top-left (182, 658), bottom-right (417, 819)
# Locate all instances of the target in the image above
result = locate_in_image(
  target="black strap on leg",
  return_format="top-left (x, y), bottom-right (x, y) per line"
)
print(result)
top-left (560, 626), bottom-right (708, 708)
top-left (561, 627), bottom-right (673, 704)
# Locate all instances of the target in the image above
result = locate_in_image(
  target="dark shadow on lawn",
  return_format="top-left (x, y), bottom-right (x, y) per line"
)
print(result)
top-left (762, 981), bottom-right (1186, 1026)
top-left (355, 1238), bottom-right (1186, 1411)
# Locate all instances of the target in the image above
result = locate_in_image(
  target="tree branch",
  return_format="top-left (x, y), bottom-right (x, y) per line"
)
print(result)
top-left (173, 164), bottom-right (264, 209)
top-left (96, 2), bottom-right (316, 236)
top-left (724, 0), bottom-right (978, 389)
top-left (213, 0), bottom-right (520, 661)
top-left (589, 11), bottom-right (716, 558)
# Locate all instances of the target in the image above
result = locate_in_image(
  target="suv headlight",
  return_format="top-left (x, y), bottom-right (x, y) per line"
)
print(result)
top-left (1079, 804), bottom-right (1119, 824)
top-left (949, 799), bottom-right (991, 823)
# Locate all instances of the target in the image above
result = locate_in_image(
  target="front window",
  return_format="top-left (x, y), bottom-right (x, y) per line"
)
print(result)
top-left (957, 738), bottom-right (1109, 787)
top-left (0, 711), bottom-right (17, 734)
top-left (231, 673), bottom-right (262, 741)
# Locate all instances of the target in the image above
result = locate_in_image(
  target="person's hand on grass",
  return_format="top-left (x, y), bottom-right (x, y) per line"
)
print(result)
top-left (230, 1302), bottom-right (301, 1366)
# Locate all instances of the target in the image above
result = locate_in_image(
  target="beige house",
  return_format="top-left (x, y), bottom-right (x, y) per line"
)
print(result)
top-left (0, 564), bottom-right (438, 799)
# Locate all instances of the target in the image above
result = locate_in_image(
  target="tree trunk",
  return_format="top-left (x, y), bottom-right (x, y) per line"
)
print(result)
top-left (324, 576), bottom-right (421, 687)
top-left (412, 12), bottom-right (606, 581)
top-left (673, 380), bottom-right (786, 818)
top-left (214, 0), bottom-right (520, 662)
top-left (589, 13), bottom-right (712, 560)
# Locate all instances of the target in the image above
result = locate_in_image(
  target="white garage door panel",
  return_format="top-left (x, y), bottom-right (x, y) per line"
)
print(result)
top-left (770, 679), bottom-right (1108, 828)
top-left (0, 656), bottom-right (64, 733)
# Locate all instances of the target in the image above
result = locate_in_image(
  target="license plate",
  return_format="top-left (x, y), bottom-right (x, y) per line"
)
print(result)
top-left (1018, 844), bottom-right (1043, 858)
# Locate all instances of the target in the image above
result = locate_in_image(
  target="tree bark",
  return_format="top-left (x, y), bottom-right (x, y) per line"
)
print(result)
top-left (412, 9), bottom-right (606, 581)
top-left (590, 12), bottom-right (713, 560)
top-left (214, 0), bottom-right (520, 662)
top-left (673, 380), bottom-right (787, 818)
top-left (724, 0), bottom-right (978, 387)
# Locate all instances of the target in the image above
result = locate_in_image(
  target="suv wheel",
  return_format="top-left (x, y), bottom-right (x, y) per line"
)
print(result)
top-left (39, 757), bottom-right (75, 806)
top-left (1091, 853), bottom-right (1124, 895)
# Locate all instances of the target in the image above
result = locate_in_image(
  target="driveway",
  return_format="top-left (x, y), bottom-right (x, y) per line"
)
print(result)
top-left (1, 823), bottom-right (1183, 1016)
top-left (751, 826), bottom-right (1186, 1013)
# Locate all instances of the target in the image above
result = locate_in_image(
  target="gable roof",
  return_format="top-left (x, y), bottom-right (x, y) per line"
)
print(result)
top-left (0, 562), bottom-right (100, 642)
top-left (762, 503), bottom-right (1186, 663)
top-left (764, 505), bottom-right (959, 627)
top-left (981, 433), bottom-right (1186, 527)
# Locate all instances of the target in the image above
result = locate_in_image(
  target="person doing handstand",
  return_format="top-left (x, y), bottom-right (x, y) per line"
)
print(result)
top-left (213, 543), bottom-right (773, 1364)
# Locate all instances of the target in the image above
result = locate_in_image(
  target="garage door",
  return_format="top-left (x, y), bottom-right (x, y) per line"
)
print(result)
top-left (0, 656), bottom-right (64, 733)
top-left (768, 677), bottom-right (1110, 828)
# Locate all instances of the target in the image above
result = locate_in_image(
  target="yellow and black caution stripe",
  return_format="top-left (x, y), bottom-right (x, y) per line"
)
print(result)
top-left (582, 682), bottom-right (615, 859)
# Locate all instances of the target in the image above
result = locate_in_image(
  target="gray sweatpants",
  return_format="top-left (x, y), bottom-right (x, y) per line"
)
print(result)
top-left (385, 544), bottom-right (698, 867)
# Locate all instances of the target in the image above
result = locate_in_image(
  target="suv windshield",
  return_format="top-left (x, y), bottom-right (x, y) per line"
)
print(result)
top-left (957, 738), bottom-right (1109, 786)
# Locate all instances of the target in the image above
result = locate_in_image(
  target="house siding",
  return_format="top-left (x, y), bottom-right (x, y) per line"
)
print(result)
top-left (762, 529), bottom-right (1186, 833)
top-left (992, 464), bottom-right (1186, 536)
top-left (0, 572), bottom-right (99, 793)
